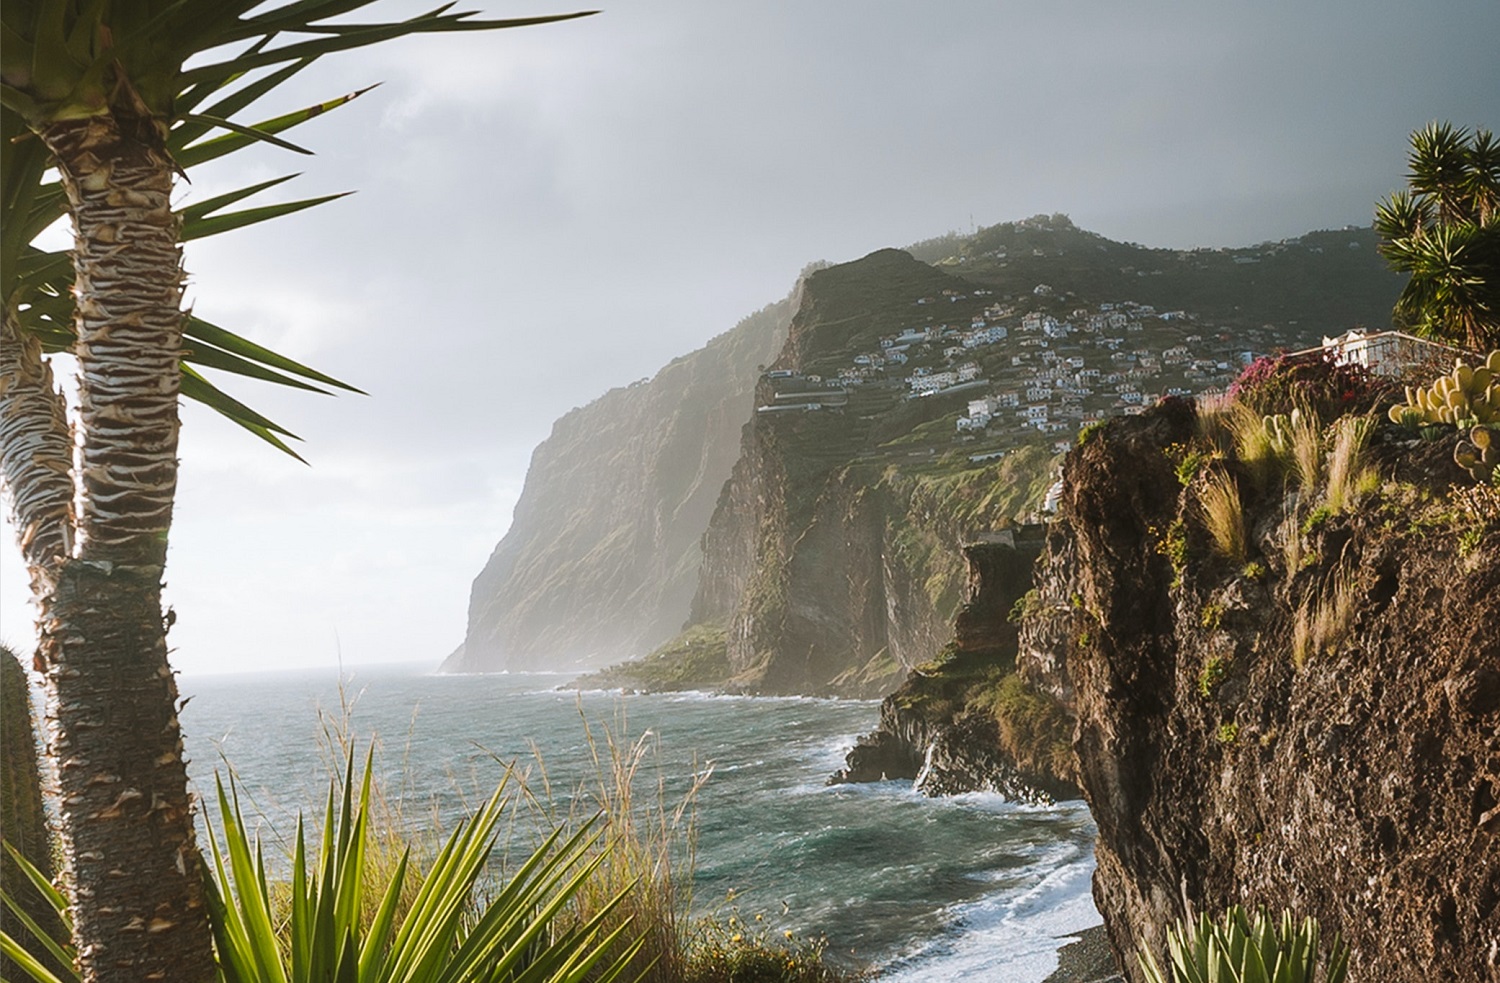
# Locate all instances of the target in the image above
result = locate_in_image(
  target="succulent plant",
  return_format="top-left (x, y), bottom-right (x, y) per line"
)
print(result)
top-left (1455, 425), bottom-right (1500, 483)
top-left (1387, 350), bottom-right (1500, 426)
top-left (1138, 905), bottom-right (1349, 983)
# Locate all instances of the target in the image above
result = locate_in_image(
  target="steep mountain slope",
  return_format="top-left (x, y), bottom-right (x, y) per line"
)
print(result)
top-left (681, 227), bottom-right (1403, 695)
top-left (442, 292), bottom-right (796, 673)
top-left (690, 249), bottom-right (1060, 695)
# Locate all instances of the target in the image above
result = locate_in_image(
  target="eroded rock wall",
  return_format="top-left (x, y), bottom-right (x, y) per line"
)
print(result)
top-left (1022, 400), bottom-right (1500, 982)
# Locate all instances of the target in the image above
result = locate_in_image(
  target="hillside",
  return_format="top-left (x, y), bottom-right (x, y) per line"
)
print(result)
top-left (453, 217), bottom-right (1404, 682)
top-left (668, 225), bottom-right (1403, 695)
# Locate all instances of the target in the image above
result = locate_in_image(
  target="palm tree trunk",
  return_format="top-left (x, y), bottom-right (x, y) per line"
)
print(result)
top-left (35, 112), bottom-right (216, 983)
top-left (0, 306), bottom-right (73, 587)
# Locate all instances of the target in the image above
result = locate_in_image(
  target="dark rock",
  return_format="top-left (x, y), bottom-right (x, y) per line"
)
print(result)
top-left (1021, 401), bottom-right (1500, 983)
top-left (830, 536), bottom-right (1078, 803)
top-left (827, 730), bottom-right (922, 784)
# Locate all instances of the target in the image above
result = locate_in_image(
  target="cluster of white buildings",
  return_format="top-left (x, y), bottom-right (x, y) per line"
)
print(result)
top-left (951, 300), bottom-right (1254, 442)
top-left (835, 300), bottom-right (1017, 394)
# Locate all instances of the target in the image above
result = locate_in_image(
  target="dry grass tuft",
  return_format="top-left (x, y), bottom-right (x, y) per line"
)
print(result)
top-left (1324, 415), bottom-right (1376, 514)
top-left (1278, 510), bottom-right (1306, 580)
top-left (1291, 564), bottom-right (1359, 670)
top-left (1288, 407), bottom-right (1324, 495)
top-left (1197, 468), bottom-right (1248, 564)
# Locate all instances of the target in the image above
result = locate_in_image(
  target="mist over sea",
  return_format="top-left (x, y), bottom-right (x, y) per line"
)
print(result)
top-left (179, 663), bottom-right (1100, 980)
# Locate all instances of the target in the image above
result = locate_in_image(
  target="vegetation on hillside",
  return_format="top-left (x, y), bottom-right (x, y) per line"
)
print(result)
top-left (574, 625), bottom-right (732, 693)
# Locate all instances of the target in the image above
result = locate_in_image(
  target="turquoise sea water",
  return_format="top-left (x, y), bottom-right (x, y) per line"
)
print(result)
top-left (178, 663), bottom-right (1101, 980)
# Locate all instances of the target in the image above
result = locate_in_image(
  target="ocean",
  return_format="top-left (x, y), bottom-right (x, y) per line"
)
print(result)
top-left (177, 663), bottom-right (1102, 980)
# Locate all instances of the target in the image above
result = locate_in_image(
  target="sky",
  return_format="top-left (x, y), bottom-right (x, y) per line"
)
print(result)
top-left (2, 0), bottom-right (1497, 675)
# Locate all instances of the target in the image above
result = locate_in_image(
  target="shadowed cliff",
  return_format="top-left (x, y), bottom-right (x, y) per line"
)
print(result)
top-left (1023, 399), bottom-right (1499, 981)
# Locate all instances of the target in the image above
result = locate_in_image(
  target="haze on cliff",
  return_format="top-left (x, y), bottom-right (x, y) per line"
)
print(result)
top-left (1, 0), bottom-right (1496, 673)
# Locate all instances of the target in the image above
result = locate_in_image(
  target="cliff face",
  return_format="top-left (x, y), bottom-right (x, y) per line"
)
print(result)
top-left (827, 533), bottom-right (1080, 803)
top-left (1022, 401), bottom-right (1500, 981)
top-left (443, 294), bottom-right (795, 673)
top-left (688, 249), bottom-right (1056, 695)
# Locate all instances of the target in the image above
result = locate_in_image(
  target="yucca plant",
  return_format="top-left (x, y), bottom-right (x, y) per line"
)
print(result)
top-left (2, 757), bottom-right (648, 983)
top-left (1138, 905), bottom-right (1350, 983)
top-left (204, 755), bottom-right (645, 983)
top-left (2, 4), bottom-right (591, 977)
top-left (1375, 122), bottom-right (1500, 351)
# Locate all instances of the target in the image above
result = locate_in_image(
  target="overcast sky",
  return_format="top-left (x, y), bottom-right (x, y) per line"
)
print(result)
top-left (3, 0), bottom-right (1497, 675)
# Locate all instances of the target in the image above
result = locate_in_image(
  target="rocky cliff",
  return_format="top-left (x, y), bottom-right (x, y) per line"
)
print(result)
top-left (827, 531), bottom-right (1081, 802)
top-left (453, 217), bottom-right (1403, 682)
top-left (1022, 399), bottom-right (1500, 981)
top-left (442, 293), bottom-right (795, 673)
top-left (688, 249), bottom-right (1057, 695)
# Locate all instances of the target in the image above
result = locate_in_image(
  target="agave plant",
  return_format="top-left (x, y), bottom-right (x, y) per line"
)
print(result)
top-left (2, 756), bottom-right (647, 983)
top-left (1137, 905), bottom-right (1349, 983)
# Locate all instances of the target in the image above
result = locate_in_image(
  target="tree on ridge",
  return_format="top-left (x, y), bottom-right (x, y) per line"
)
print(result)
top-left (1375, 121), bottom-right (1500, 351)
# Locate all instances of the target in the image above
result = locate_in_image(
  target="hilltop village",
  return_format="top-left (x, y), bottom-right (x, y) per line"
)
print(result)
top-left (759, 288), bottom-right (1284, 459)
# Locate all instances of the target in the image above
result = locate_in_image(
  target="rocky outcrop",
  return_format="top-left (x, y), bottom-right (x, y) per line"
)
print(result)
top-left (829, 533), bottom-right (1079, 802)
top-left (443, 293), bottom-right (796, 673)
top-left (1022, 400), bottom-right (1500, 982)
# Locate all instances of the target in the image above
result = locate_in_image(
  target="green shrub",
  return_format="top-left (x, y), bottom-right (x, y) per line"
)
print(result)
top-left (1077, 420), bottom-right (1106, 446)
top-left (975, 673), bottom-right (1074, 783)
top-left (1197, 655), bottom-right (1228, 699)
top-left (1007, 588), bottom-right (1041, 625)
top-left (1138, 905), bottom-right (1348, 983)
top-left (681, 897), bottom-right (865, 983)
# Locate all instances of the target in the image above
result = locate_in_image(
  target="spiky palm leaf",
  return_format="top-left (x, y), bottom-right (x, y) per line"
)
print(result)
top-left (2, 1), bottom-right (594, 455)
top-left (204, 757), bottom-right (644, 983)
top-left (1375, 122), bottom-right (1500, 351)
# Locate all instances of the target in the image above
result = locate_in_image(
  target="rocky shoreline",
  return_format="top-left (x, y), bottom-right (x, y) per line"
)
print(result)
top-left (828, 535), bottom-right (1078, 803)
top-left (1044, 926), bottom-right (1124, 983)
